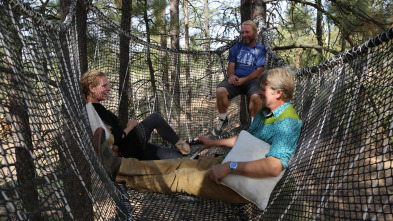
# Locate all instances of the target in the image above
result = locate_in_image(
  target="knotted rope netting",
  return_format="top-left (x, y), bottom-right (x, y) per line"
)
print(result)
top-left (1, 0), bottom-right (392, 220)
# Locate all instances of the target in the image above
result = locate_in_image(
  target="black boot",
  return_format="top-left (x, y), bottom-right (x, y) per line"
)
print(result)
top-left (93, 127), bottom-right (121, 180)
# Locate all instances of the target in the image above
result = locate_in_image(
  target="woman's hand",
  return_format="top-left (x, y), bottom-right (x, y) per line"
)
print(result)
top-left (127, 119), bottom-right (139, 128)
top-left (123, 119), bottom-right (139, 138)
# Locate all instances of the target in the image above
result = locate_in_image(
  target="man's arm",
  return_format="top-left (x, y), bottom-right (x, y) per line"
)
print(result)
top-left (227, 62), bottom-right (239, 85)
top-left (210, 157), bottom-right (283, 184)
top-left (234, 65), bottom-right (264, 86)
top-left (196, 136), bottom-right (238, 152)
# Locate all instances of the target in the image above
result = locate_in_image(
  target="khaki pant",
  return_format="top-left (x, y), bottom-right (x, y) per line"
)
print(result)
top-left (115, 157), bottom-right (248, 203)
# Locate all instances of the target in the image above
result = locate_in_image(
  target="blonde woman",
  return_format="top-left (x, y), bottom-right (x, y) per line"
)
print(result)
top-left (81, 70), bottom-right (190, 160)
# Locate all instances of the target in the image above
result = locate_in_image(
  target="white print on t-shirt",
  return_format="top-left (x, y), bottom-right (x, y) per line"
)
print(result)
top-left (237, 50), bottom-right (255, 66)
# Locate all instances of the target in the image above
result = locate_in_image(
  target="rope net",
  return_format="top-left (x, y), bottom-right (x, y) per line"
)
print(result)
top-left (1, 0), bottom-right (392, 220)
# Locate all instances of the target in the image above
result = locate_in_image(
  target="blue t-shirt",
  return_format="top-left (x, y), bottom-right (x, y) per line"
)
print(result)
top-left (247, 102), bottom-right (302, 169)
top-left (227, 41), bottom-right (266, 77)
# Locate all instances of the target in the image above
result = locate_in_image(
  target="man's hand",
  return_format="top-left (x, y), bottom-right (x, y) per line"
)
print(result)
top-left (228, 74), bottom-right (249, 86)
top-left (232, 77), bottom-right (247, 86)
top-left (196, 136), bottom-right (214, 152)
top-left (209, 162), bottom-right (231, 184)
top-left (228, 75), bottom-right (239, 85)
top-left (228, 65), bottom-right (264, 87)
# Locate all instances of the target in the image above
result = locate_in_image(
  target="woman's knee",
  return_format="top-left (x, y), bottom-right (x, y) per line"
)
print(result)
top-left (144, 112), bottom-right (163, 124)
top-left (149, 112), bottom-right (162, 119)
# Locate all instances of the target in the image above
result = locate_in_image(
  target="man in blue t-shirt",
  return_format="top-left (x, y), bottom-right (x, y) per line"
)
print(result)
top-left (213, 20), bottom-right (266, 136)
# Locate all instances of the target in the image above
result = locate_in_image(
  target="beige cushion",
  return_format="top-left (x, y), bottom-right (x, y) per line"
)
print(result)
top-left (221, 130), bottom-right (285, 210)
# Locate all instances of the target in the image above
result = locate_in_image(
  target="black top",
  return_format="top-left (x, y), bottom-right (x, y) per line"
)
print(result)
top-left (92, 103), bottom-right (125, 146)
top-left (92, 103), bottom-right (146, 158)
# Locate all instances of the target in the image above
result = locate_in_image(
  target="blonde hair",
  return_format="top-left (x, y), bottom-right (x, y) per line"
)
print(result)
top-left (259, 68), bottom-right (295, 102)
top-left (80, 70), bottom-right (106, 101)
top-left (242, 20), bottom-right (258, 31)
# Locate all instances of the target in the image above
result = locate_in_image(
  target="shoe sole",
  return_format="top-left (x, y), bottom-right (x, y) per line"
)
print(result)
top-left (93, 127), bottom-right (106, 158)
top-left (212, 121), bottom-right (228, 136)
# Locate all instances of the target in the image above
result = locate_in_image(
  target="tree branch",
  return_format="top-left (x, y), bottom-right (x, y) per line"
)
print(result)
top-left (273, 44), bottom-right (339, 55)
top-left (329, 0), bottom-right (386, 30)
top-left (266, 26), bottom-right (278, 31)
top-left (286, 0), bottom-right (343, 29)
top-left (287, 0), bottom-right (388, 31)
top-left (262, 0), bottom-right (277, 3)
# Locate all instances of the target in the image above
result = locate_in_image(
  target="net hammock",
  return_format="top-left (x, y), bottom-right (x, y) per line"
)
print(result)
top-left (1, 0), bottom-right (392, 220)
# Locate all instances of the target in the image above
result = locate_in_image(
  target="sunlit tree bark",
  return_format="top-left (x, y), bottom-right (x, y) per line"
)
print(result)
top-left (170, 0), bottom-right (180, 123)
top-left (119, 0), bottom-right (132, 126)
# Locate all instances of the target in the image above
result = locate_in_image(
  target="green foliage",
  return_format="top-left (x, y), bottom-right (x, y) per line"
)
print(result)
top-left (268, 0), bottom-right (392, 68)
top-left (22, 0), bottom-right (392, 68)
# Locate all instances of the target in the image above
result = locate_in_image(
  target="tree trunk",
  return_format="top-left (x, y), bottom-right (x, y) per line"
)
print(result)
top-left (241, 0), bottom-right (251, 22)
top-left (296, 49), bottom-right (302, 69)
top-left (316, 0), bottom-right (323, 63)
top-left (160, 0), bottom-right (169, 92)
top-left (341, 30), bottom-right (347, 52)
top-left (119, 0), bottom-right (131, 127)
top-left (203, 0), bottom-right (214, 102)
top-left (144, 0), bottom-right (159, 112)
top-left (3, 4), bottom-right (40, 217)
top-left (10, 84), bottom-right (40, 220)
top-left (76, 0), bottom-right (88, 74)
top-left (170, 0), bottom-right (180, 124)
top-left (203, 0), bottom-right (210, 51)
top-left (184, 0), bottom-right (191, 119)
top-left (250, 0), bottom-right (266, 28)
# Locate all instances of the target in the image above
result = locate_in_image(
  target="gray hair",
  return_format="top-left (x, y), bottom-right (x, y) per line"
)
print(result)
top-left (258, 68), bottom-right (295, 102)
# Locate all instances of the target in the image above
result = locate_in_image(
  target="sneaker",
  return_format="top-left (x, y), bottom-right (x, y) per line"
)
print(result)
top-left (212, 117), bottom-right (228, 136)
top-left (93, 128), bottom-right (121, 180)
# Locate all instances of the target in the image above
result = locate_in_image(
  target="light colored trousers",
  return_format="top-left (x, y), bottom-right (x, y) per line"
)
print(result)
top-left (115, 157), bottom-right (249, 203)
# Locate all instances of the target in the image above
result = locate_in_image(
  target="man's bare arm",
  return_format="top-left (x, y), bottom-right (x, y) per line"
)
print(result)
top-left (210, 157), bottom-right (283, 184)
top-left (227, 62), bottom-right (239, 85)
top-left (227, 62), bottom-right (236, 77)
top-left (234, 157), bottom-right (283, 177)
top-left (197, 136), bottom-right (238, 152)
